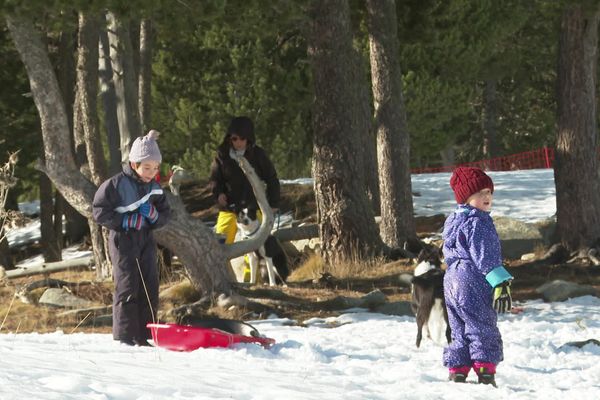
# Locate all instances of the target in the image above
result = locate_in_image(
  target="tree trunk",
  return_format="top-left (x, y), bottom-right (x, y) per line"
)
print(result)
top-left (366, 0), bottom-right (417, 249)
top-left (307, 0), bottom-right (384, 264)
top-left (555, 4), bottom-right (600, 251)
top-left (40, 172), bottom-right (62, 262)
top-left (0, 237), bottom-right (13, 270)
top-left (106, 11), bottom-right (142, 163)
top-left (76, 12), bottom-right (111, 279)
top-left (41, 29), bottom-right (78, 261)
top-left (6, 14), bottom-right (272, 297)
top-left (355, 50), bottom-right (380, 214)
top-left (99, 28), bottom-right (122, 175)
top-left (482, 79), bottom-right (499, 161)
top-left (138, 18), bottom-right (153, 132)
top-left (440, 146), bottom-right (455, 167)
top-left (76, 12), bottom-right (107, 186)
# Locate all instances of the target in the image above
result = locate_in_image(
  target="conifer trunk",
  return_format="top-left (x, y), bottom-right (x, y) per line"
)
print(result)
top-left (106, 12), bottom-right (142, 163)
top-left (138, 18), bottom-right (153, 132)
top-left (6, 13), bottom-right (255, 297)
top-left (308, 0), bottom-right (384, 264)
top-left (554, 4), bottom-right (600, 250)
top-left (76, 12), bottom-right (111, 278)
top-left (99, 28), bottom-right (122, 175)
top-left (366, 0), bottom-right (417, 249)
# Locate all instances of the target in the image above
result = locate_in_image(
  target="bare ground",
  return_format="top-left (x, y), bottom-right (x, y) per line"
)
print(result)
top-left (2, 182), bottom-right (600, 334)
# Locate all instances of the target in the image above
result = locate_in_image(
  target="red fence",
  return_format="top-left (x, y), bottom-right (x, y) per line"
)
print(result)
top-left (411, 147), bottom-right (555, 174)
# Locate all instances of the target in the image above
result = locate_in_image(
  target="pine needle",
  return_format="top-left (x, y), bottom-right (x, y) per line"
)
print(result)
top-left (69, 312), bottom-right (92, 335)
top-left (0, 292), bottom-right (16, 332)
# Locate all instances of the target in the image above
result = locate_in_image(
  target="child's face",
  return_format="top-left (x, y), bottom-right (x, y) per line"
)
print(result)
top-left (132, 161), bottom-right (160, 183)
top-left (467, 188), bottom-right (493, 212)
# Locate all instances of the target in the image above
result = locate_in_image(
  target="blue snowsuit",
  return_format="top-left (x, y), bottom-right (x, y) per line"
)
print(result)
top-left (93, 164), bottom-right (171, 343)
top-left (442, 205), bottom-right (512, 368)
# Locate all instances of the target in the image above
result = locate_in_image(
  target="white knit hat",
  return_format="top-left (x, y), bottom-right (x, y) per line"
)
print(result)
top-left (129, 130), bottom-right (162, 163)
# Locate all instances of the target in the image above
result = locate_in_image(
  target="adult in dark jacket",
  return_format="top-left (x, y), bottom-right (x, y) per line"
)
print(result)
top-left (209, 116), bottom-right (280, 244)
top-left (93, 130), bottom-right (171, 346)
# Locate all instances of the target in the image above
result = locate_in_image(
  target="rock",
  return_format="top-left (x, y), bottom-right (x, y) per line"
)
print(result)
top-left (414, 214), bottom-right (446, 233)
top-left (374, 301), bottom-right (414, 317)
top-left (494, 216), bottom-right (544, 259)
top-left (38, 288), bottom-right (95, 309)
top-left (216, 292), bottom-right (249, 308)
top-left (398, 273), bottom-right (414, 287)
top-left (533, 217), bottom-right (557, 246)
top-left (535, 280), bottom-right (598, 302)
top-left (288, 237), bottom-right (321, 254)
top-left (520, 253), bottom-right (536, 261)
top-left (359, 289), bottom-right (387, 308)
top-left (560, 339), bottom-right (600, 349)
top-left (314, 289), bottom-right (387, 311)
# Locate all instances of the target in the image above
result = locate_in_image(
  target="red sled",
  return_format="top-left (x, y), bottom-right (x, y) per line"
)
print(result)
top-left (147, 317), bottom-right (275, 352)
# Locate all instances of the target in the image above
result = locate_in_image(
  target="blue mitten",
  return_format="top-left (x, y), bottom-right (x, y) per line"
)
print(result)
top-left (122, 213), bottom-right (143, 231)
top-left (139, 202), bottom-right (159, 224)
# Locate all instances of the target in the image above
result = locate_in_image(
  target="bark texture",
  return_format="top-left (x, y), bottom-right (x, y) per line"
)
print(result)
top-left (555, 4), bottom-right (600, 250)
top-left (366, 0), bottom-right (417, 248)
top-left (482, 79), bottom-right (499, 160)
top-left (76, 12), bottom-right (111, 278)
top-left (138, 18), bottom-right (153, 132)
top-left (6, 15), bottom-right (97, 216)
top-left (106, 12), bottom-right (142, 163)
top-left (99, 27), bottom-right (122, 175)
top-left (7, 13), bottom-right (279, 297)
top-left (308, 0), bottom-right (384, 264)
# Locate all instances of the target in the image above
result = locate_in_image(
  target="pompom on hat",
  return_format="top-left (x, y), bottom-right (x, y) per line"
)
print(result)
top-left (129, 130), bottom-right (162, 163)
top-left (450, 166), bottom-right (494, 204)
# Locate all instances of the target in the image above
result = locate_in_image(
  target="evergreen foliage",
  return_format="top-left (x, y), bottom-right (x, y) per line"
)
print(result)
top-left (151, 0), bottom-right (312, 179)
top-left (0, 0), bottom-right (590, 200)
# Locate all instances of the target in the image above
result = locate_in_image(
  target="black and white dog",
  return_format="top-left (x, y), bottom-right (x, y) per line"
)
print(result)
top-left (411, 247), bottom-right (451, 348)
top-left (236, 207), bottom-right (289, 286)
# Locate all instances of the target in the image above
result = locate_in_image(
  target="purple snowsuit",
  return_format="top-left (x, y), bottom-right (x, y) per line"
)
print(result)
top-left (442, 205), bottom-right (512, 368)
top-left (92, 165), bottom-right (171, 343)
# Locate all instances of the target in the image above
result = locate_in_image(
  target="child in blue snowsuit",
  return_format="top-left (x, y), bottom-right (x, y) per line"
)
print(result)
top-left (442, 167), bottom-right (513, 386)
top-left (93, 130), bottom-right (171, 346)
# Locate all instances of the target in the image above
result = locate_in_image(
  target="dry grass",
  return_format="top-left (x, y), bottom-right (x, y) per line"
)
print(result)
top-left (289, 252), bottom-right (413, 281)
top-left (0, 268), bottom-right (112, 334)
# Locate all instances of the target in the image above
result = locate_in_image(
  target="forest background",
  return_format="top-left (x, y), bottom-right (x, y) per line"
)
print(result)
top-left (1, 0), bottom-right (559, 199)
top-left (3, 0), bottom-right (600, 292)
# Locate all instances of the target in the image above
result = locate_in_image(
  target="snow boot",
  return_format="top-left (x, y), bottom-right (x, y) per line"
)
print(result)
top-left (448, 366), bottom-right (470, 383)
top-left (473, 362), bottom-right (497, 387)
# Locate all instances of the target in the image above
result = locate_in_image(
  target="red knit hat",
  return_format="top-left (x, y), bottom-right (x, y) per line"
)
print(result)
top-left (450, 167), bottom-right (494, 204)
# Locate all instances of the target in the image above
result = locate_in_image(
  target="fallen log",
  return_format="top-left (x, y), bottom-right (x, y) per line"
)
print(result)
top-left (6, 256), bottom-right (92, 279)
top-left (271, 218), bottom-right (382, 243)
top-left (273, 224), bottom-right (318, 242)
top-left (56, 305), bottom-right (113, 319)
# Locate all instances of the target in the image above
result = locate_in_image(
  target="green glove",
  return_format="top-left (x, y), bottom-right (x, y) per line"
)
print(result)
top-left (493, 281), bottom-right (512, 313)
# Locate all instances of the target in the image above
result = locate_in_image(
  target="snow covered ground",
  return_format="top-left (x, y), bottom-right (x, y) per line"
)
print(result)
top-left (7, 168), bottom-right (555, 267)
top-left (1, 296), bottom-right (599, 399)
top-left (283, 168), bottom-right (556, 223)
top-left (4, 168), bottom-right (598, 399)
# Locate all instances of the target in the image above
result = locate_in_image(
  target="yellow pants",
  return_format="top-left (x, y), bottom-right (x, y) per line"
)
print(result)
top-left (215, 210), bottom-right (263, 282)
top-left (214, 210), bottom-right (264, 244)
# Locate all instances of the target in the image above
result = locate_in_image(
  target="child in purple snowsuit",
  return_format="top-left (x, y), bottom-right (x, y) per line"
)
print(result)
top-left (442, 167), bottom-right (513, 386)
top-left (93, 130), bottom-right (171, 346)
